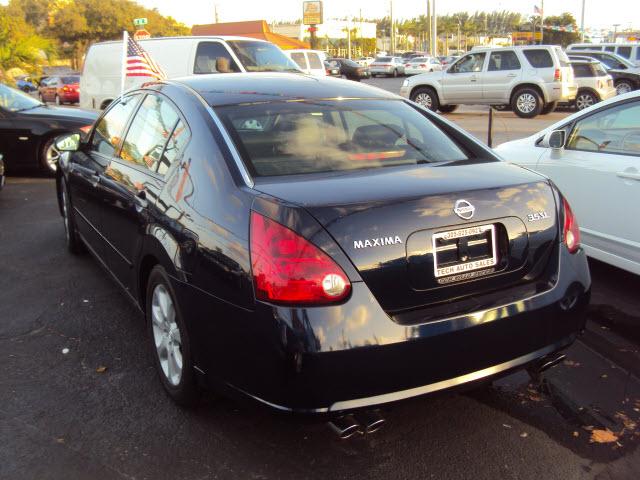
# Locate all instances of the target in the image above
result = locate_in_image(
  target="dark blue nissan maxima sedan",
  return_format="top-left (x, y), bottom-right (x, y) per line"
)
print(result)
top-left (55, 73), bottom-right (590, 436)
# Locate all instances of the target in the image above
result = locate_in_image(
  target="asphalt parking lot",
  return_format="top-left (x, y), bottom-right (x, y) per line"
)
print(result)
top-left (2, 80), bottom-right (640, 480)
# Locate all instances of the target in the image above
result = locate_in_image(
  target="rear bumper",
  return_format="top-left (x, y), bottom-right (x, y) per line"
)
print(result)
top-left (60, 92), bottom-right (79, 102)
top-left (182, 246), bottom-right (590, 414)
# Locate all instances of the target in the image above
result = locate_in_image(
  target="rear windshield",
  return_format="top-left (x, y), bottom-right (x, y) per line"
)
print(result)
top-left (523, 49), bottom-right (554, 68)
top-left (375, 57), bottom-right (391, 62)
top-left (61, 76), bottom-right (79, 84)
top-left (226, 40), bottom-right (300, 73)
top-left (216, 99), bottom-right (469, 177)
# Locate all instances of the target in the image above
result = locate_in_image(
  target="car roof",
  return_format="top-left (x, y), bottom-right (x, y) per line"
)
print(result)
top-left (170, 72), bottom-right (398, 106)
top-left (569, 59), bottom-right (598, 64)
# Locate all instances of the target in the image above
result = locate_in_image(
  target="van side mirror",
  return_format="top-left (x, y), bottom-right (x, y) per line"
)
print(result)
top-left (540, 130), bottom-right (566, 149)
top-left (56, 133), bottom-right (81, 152)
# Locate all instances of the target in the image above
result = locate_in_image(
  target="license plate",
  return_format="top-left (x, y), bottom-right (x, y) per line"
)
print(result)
top-left (432, 224), bottom-right (498, 278)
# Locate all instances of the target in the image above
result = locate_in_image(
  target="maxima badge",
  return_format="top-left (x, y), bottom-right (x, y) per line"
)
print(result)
top-left (453, 199), bottom-right (475, 220)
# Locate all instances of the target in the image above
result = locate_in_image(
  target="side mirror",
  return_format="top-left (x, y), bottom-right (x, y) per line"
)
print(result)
top-left (55, 133), bottom-right (81, 152)
top-left (540, 130), bottom-right (566, 149)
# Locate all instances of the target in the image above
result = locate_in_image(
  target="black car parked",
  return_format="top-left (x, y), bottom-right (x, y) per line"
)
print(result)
top-left (0, 83), bottom-right (97, 173)
top-left (326, 58), bottom-right (371, 81)
top-left (55, 74), bottom-right (590, 432)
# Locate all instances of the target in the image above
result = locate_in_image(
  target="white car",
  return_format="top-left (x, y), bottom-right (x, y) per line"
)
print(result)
top-left (285, 49), bottom-right (327, 77)
top-left (494, 90), bottom-right (640, 275)
top-left (403, 57), bottom-right (443, 75)
top-left (356, 56), bottom-right (375, 67)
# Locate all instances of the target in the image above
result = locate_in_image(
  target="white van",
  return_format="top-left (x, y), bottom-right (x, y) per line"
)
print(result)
top-left (567, 43), bottom-right (640, 66)
top-left (284, 50), bottom-right (327, 77)
top-left (80, 36), bottom-right (301, 110)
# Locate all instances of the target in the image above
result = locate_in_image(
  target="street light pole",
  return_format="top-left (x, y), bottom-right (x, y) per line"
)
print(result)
top-left (431, 0), bottom-right (437, 57)
top-left (613, 23), bottom-right (619, 42)
top-left (580, 0), bottom-right (586, 42)
top-left (389, 0), bottom-right (394, 54)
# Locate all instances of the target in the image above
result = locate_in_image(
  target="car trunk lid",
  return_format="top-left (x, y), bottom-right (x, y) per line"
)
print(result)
top-left (253, 161), bottom-right (559, 314)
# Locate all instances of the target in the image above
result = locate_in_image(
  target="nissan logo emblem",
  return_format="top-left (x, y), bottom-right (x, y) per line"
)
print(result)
top-left (454, 199), bottom-right (475, 220)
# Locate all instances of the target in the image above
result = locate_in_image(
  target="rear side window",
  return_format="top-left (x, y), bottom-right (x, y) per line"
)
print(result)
top-left (617, 46), bottom-right (632, 59)
top-left (92, 95), bottom-right (141, 157)
top-left (290, 52), bottom-right (307, 69)
top-left (307, 53), bottom-right (322, 69)
top-left (523, 49), bottom-right (554, 68)
top-left (158, 120), bottom-right (189, 175)
top-left (572, 64), bottom-right (593, 77)
top-left (488, 51), bottom-right (521, 71)
top-left (119, 94), bottom-right (185, 173)
top-left (605, 46), bottom-right (616, 52)
top-left (216, 99), bottom-right (470, 177)
top-left (194, 42), bottom-right (240, 74)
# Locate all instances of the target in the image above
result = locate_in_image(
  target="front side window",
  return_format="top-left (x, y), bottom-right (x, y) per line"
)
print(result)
top-left (566, 100), bottom-right (640, 156)
top-left (523, 49), bottom-right (553, 68)
top-left (450, 53), bottom-right (486, 73)
top-left (119, 94), bottom-right (182, 173)
top-left (488, 51), bottom-right (521, 71)
top-left (307, 53), bottom-right (323, 69)
top-left (605, 46), bottom-right (616, 52)
top-left (290, 52), bottom-right (307, 69)
top-left (617, 46), bottom-right (632, 59)
top-left (91, 95), bottom-right (141, 157)
top-left (217, 99), bottom-right (470, 177)
top-left (194, 42), bottom-right (241, 74)
top-left (571, 64), bottom-right (592, 78)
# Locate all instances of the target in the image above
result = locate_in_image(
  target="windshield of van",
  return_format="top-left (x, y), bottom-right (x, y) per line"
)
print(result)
top-left (226, 41), bottom-right (301, 73)
top-left (216, 99), bottom-right (470, 177)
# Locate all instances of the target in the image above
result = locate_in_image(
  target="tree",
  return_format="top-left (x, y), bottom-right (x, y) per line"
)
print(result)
top-left (543, 12), bottom-right (580, 47)
top-left (0, 6), bottom-right (52, 76)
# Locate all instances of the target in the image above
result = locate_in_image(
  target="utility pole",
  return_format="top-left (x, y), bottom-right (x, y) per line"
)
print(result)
top-left (431, 0), bottom-right (437, 57)
top-left (613, 23), bottom-right (620, 42)
top-left (214, 3), bottom-right (219, 23)
top-left (389, 0), bottom-right (394, 54)
top-left (580, 0), bottom-right (586, 42)
top-left (456, 17), bottom-right (461, 53)
top-left (427, 0), bottom-right (432, 55)
top-left (540, 0), bottom-right (544, 45)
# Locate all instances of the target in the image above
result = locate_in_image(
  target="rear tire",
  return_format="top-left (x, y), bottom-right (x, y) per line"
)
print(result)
top-left (55, 95), bottom-right (61, 106)
top-left (511, 88), bottom-right (543, 118)
top-left (574, 91), bottom-right (598, 111)
top-left (438, 104), bottom-right (458, 114)
top-left (410, 87), bottom-right (439, 112)
top-left (615, 80), bottom-right (634, 95)
top-left (60, 177), bottom-right (83, 255)
top-left (39, 93), bottom-right (45, 103)
top-left (146, 266), bottom-right (199, 407)
top-left (392, 69), bottom-right (398, 78)
top-left (540, 101), bottom-right (558, 115)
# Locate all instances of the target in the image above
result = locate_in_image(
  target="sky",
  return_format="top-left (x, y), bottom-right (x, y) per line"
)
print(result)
top-left (135, 0), bottom-right (640, 31)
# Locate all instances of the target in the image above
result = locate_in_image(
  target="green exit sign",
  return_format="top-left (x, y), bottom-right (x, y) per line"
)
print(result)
top-left (133, 18), bottom-right (148, 27)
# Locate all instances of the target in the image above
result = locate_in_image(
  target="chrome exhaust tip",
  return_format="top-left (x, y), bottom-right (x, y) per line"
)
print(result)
top-left (538, 353), bottom-right (567, 373)
top-left (328, 414), bottom-right (362, 439)
top-left (356, 409), bottom-right (385, 434)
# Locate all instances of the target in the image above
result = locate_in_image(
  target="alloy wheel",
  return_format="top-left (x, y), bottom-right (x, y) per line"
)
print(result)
top-left (516, 93), bottom-right (537, 114)
top-left (575, 93), bottom-right (595, 110)
top-left (616, 82), bottom-right (632, 95)
top-left (44, 141), bottom-right (61, 172)
top-left (414, 93), bottom-right (433, 109)
top-left (151, 284), bottom-right (183, 387)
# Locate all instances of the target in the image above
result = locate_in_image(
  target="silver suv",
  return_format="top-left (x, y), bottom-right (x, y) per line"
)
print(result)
top-left (399, 45), bottom-right (577, 118)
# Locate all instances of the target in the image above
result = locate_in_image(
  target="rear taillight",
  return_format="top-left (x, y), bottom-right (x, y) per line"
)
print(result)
top-left (250, 212), bottom-right (351, 305)
top-left (597, 80), bottom-right (604, 89)
top-left (554, 68), bottom-right (561, 81)
top-left (562, 198), bottom-right (580, 254)
top-left (419, 63), bottom-right (427, 68)
top-left (63, 86), bottom-right (70, 92)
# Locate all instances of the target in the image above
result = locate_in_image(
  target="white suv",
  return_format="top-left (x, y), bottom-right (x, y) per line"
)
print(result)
top-left (399, 45), bottom-right (577, 118)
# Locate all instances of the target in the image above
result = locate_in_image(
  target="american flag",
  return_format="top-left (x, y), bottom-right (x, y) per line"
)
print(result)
top-left (533, 5), bottom-right (543, 15)
top-left (126, 35), bottom-right (166, 79)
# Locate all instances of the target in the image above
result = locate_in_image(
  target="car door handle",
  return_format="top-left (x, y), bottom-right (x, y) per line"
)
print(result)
top-left (134, 190), bottom-right (148, 211)
top-left (617, 172), bottom-right (640, 181)
top-left (506, 73), bottom-right (518, 78)
top-left (470, 75), bottom-right (477, 82)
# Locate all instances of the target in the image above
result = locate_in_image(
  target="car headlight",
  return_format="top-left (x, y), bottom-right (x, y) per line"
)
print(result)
top-left (402, 79), bottom-right (409, 87)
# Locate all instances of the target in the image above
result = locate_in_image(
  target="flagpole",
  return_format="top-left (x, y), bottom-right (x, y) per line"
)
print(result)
top-left (121, 30), bottom-right (128, 98)
top-left (540, 0), bottom-right (544, 45)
